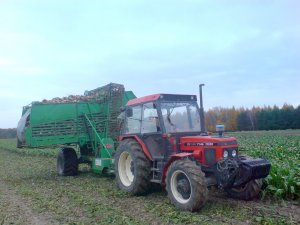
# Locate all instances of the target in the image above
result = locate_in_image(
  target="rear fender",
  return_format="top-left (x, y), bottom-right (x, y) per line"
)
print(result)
top-left (119, 135), bottom-right (152, 161)
top-left (161, 153), bottom-right (193, 185)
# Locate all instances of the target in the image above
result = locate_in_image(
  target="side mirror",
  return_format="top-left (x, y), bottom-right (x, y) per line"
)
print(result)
top-left (126, 108), bottom-right (133, 117)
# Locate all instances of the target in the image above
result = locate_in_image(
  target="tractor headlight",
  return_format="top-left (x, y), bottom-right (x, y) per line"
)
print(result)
top-left (232, 149), bottom-right (237, 157)
top-left (223, 150), bottom-right (228, 158)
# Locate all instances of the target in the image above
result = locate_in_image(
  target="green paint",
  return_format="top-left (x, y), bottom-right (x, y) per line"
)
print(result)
top-left (19, 85), bottom-right (136, 173)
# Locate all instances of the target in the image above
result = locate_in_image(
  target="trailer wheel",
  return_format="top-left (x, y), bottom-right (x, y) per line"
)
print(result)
top-left (57, 148), bottom-right (78, 176)
top-left (115, 139), bottom-right (151, 195)
top-left (225, 179), bottom-right (262, 200)
top-left (166, 158), bottom-right (208, 212)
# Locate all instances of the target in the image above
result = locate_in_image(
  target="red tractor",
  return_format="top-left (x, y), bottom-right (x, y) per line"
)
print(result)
top-left (114, 84), bottom-right (270, 211)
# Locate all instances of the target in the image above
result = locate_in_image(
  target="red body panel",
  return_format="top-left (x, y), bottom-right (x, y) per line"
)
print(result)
top-left (119, 134), bottom-right (238, 184)
top-left (180, 136), bottom-right (238, 166)
top-left (180, 136), bottom-right (237, 146)
top-left (127, 94), bottom-right (161, 106)
top-left (119, 135), bottom-right (153, 160)
top-left (161, 152), bottom-right (193, 185)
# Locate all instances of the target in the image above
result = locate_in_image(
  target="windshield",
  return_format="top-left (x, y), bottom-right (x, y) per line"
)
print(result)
top-left (160, 102), bottom-right (201, 133)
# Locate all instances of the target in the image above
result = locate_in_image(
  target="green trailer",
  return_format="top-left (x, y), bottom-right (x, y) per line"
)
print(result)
top-left (17, 83), bottom-right (136, 175)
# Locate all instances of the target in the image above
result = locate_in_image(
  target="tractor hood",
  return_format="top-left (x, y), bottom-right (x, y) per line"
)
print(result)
top-left (180, 136), bottom-right (238, 151)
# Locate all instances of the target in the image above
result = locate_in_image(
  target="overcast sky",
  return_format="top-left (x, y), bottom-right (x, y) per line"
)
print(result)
top-left (0, 0), bottom-right (299, 128)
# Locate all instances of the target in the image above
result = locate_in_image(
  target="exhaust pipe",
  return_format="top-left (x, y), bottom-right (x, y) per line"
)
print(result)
top-left (199, 84), bottom-right (207, 135)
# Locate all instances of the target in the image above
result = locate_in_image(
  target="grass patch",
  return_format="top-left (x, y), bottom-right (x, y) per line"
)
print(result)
top-left (0, 138), bottom-right (58, 157)
top-left (232, 131), bottom-right (300, 200)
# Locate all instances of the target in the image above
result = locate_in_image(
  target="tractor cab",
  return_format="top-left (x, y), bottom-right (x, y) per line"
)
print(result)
top-left (123, 93), bottom-right (201, 134)
top-left (120, 93), bottom-right (205, 159)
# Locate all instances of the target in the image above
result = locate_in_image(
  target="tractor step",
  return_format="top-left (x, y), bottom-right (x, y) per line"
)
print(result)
top-left (150, 179), bottom-right (161, 183)
top-left (153, 156), bottom-right (164, 160)
top-left (151, 157), bottom-right (164, 181)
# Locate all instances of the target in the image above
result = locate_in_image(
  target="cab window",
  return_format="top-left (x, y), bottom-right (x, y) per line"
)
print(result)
top-left (141, 103), bottom-right (160, 133)
top-left (126, 105), bottom-right (142, 133)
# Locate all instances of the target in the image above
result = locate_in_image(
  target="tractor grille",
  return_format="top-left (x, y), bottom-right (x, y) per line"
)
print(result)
top-left (204, 148), bottom-right (216, 166)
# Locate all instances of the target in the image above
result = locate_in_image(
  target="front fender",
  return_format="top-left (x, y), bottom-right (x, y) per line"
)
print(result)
top-left (161, 153), bottom-right (193, 185)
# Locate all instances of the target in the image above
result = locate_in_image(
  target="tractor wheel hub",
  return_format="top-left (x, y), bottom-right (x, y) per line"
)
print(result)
top-left (177, 177), bottom-right (191, 199)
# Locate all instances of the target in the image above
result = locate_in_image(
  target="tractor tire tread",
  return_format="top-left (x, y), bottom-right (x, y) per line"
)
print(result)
top-left (57, 148), bottom-right (78, 176)
top-left (225, 179), bottom-right (262, 200)
top-left (115, 139), bottom-right (151, 195)
top-left (166, 158), bottom-right (208, 212)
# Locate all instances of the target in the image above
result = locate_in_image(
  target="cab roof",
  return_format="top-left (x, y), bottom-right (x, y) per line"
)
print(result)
top-left (127, 94), bottom-right (197, 106)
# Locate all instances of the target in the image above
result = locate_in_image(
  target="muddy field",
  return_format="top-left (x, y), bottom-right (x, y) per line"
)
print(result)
top-left (0, 138), bottom-right (299, 225)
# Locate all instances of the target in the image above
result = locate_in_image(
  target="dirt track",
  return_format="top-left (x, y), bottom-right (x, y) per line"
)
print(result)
top-left (0, 181), bottom-right (52, 224)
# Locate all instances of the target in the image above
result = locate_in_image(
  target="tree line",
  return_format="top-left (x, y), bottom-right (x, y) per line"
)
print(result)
top-left (205, 104), bottom-right (300, 132)
top-left (0, 128), bottom-right (17, 139)
top-left (0, 104), bottom-right (299, 138)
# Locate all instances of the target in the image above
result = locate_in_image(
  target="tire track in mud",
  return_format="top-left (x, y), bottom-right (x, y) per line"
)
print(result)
top-left (71, 188), bottom-right (168, 225)
top-left (0, 180), bottom-right (56, 225)
top-left (110, 196), bottom-right (166, 225)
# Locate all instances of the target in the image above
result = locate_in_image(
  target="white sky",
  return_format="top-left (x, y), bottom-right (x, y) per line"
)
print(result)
top-left (0, 0), bottom-right (299, 128)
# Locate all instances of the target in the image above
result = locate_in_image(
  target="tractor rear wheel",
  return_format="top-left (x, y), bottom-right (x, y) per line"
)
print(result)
top-left (225, 179), bottom-right (262, 200)
top-left (57, 148), bottom-right (78, 176)
top-left (115, 139), bottom-right (151, 195)
top-left (166, 158), bottom-right (208, 212)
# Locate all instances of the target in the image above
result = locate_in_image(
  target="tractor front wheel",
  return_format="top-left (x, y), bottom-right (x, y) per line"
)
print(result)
top-left (166, 158), bottom-right (208, 212)
top-left (57, 148), bottom-right (78, 176)
top-left (115, 139), bottom-right (151, 195)
top-left (225, 179), bottom-right (262, 200)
